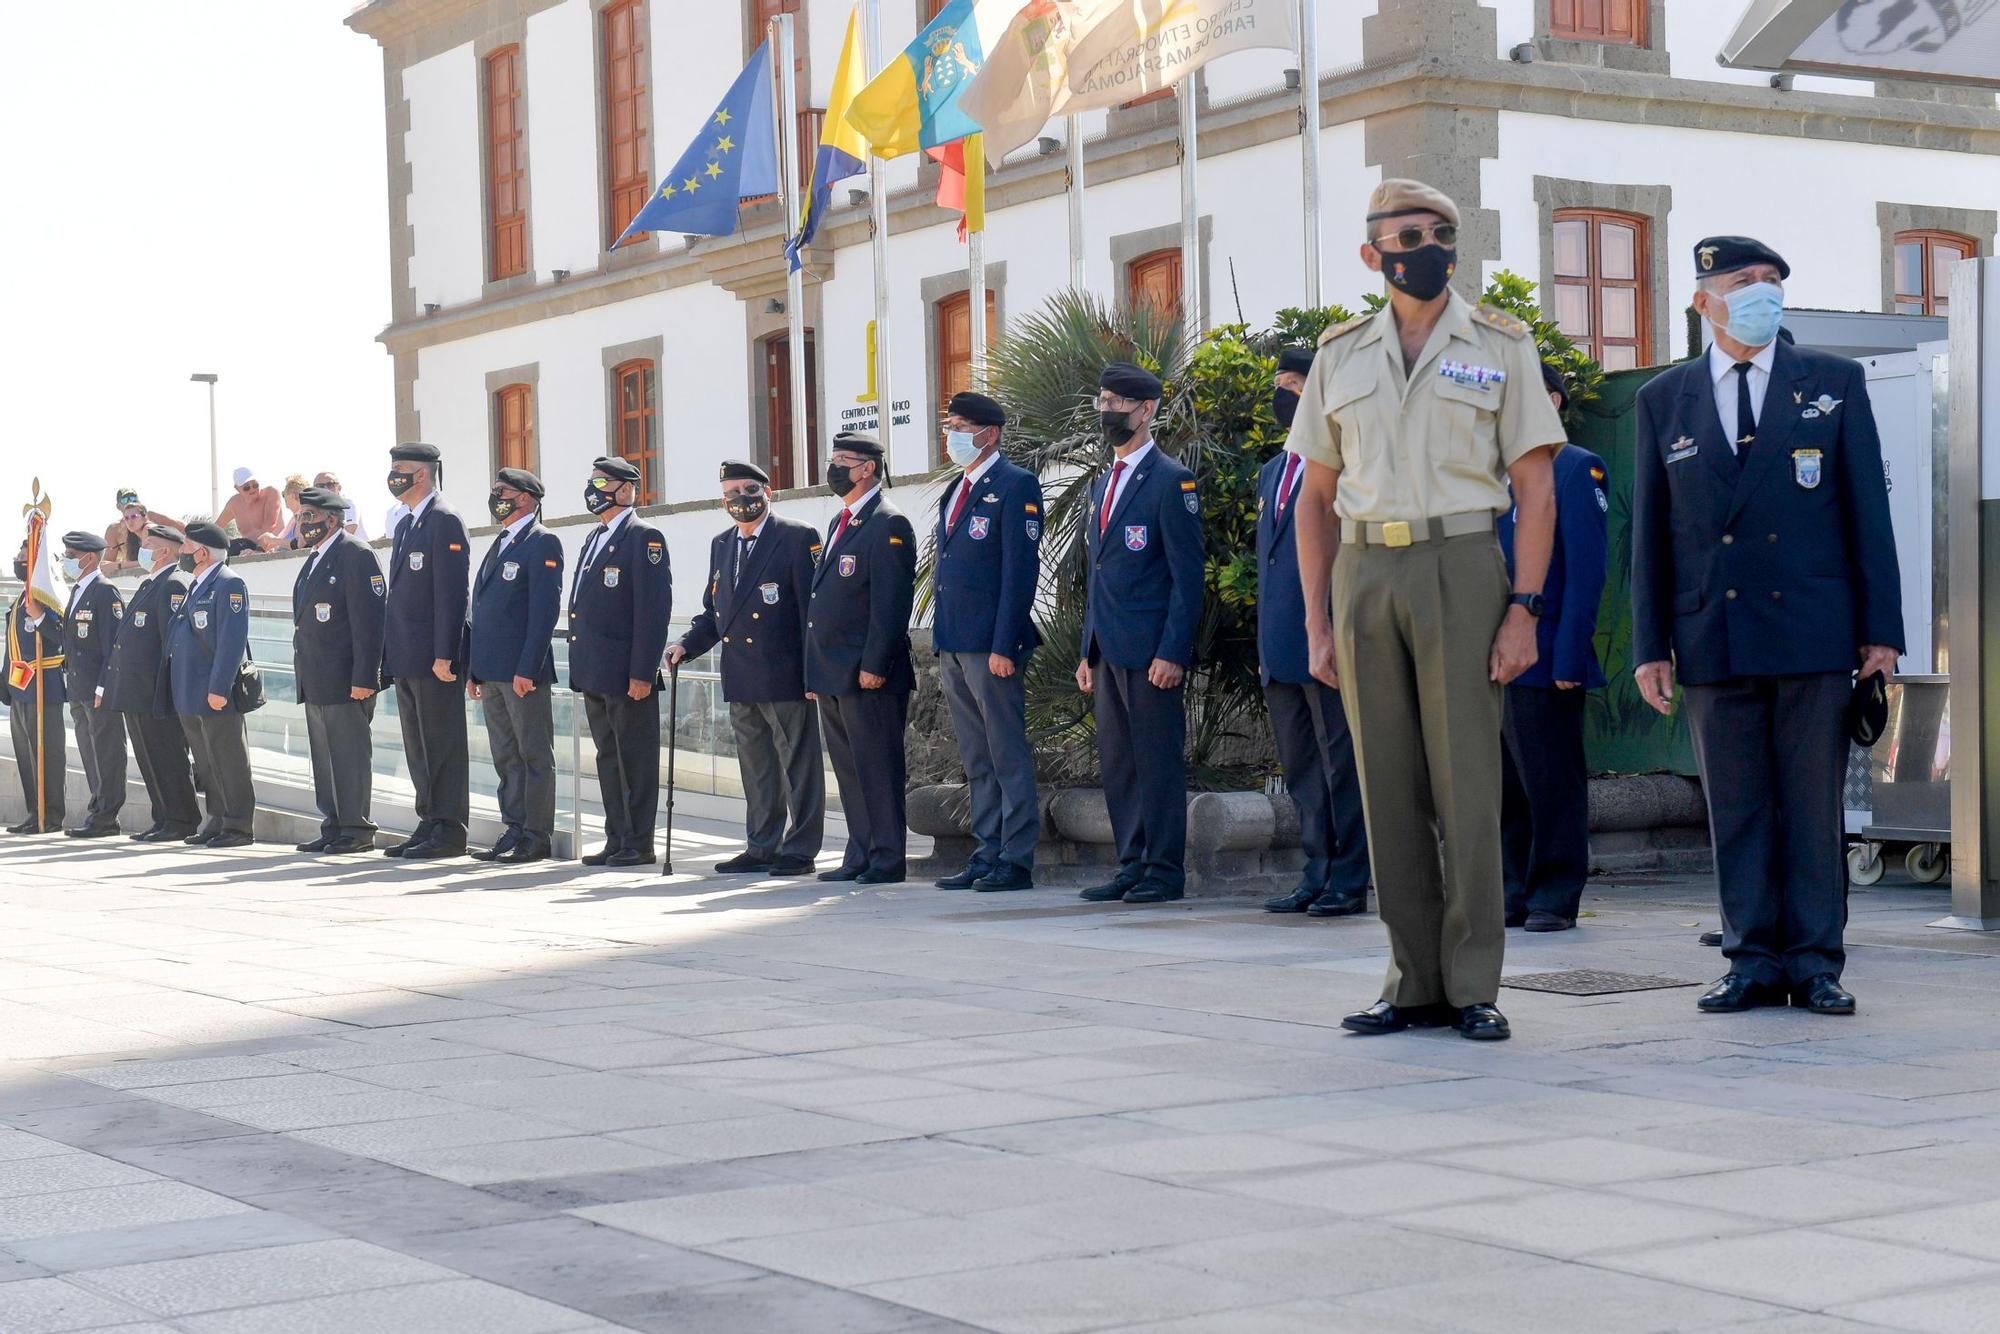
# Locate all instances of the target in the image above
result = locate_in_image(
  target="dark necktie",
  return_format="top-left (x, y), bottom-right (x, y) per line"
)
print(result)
top-left (1734, 362), bottom-right (1757, 457)
top-left (734, 534), bottom-right (755, 585)
top-left (1098, 461), bottom-right (1127, 535)
top-left (947, 476), bottom-right (974, 533)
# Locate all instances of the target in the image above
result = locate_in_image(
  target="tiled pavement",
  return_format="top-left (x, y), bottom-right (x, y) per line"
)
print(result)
top-left (5, 827), bottom-right (2000, 1332)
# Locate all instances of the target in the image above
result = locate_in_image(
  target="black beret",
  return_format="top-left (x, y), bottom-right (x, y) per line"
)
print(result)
top-left (389, 442), bottom-right (441, 463)
top-left (184, 521), bottom-right (229, 549)
top-left (947, 392), bottom-right (1005, 427)
top-left (146, 524), bottom-right (185, 545)
top-left (1100, 361), bottom-right (1162, 400)
top-left (1849, 669), bottom-right (1889, 748)
top-left (719, 460), bottom-right (769, 484)
top-left (298, 486), bottom-right (350, 514)
top-left (1276, 347), bottom-right (1315, 378)
top-left (1540, 361), bottom-right (1568, 410)
top-left (495, 467), bottom-right (544, 498)
top-left (61, 530), bottom-right (106, 553)
top-left (1693, 235), bottom-right (1790, 281)
top-left (591, 456), bottom-right (642, 483)
top-left (830, 432), bottom-right (884, 459)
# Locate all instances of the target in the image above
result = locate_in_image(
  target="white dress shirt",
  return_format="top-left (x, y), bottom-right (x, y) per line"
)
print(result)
top-left (581, 508), bottom-right (632, 570)
top-left (1708, 339), bottom-right (1777, 454)
top-left (947, 452), bottom-right (1002, 522)
top-left (1101, 438), bottom-right (1157, 517)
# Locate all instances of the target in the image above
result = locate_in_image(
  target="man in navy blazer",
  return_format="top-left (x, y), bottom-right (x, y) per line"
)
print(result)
top-left (931, 392), bottom-right (1045, 893)
top-left (290, 488), bottom-right (386, 855)
top-left (166, 521), bottom-right (256, 847)
top-left (58, 530), bottom-right (127, 838)
top-left (102, 526), bottom-right (199, 842)
top-left (1077, 362), bottom-right (1205, 905)
top-left (467, 467), bottom-right (564, 865)
top-left (569, 456), bottom-right (673, 867)
top-left (381, 443), bottom-right (472, 859)
top-left (1498, 365), bottom-right (1608, 932)
top-left (1260, 349), bottom-right (1370, 918)
top-left (1633, 235), bottom-right (1903, 1017)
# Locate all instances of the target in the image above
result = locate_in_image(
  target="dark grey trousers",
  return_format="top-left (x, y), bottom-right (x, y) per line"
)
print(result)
top-left (10, 694), bottom-right (65, 828)
top-left (1266, 678), bottom-right (1371, 897)
top-left (305, 697), bottom-right (377, 841)
top-left (1094, 662), bottom-right (1186, 891)
top-left (731, 698), bottom-right (823, 860)
top-left (1684, 672), bottom-right (1850, 987)
top-left (584, 689), bottom-right (660, 852)
top-left (819, 689), bottom-right (908, 875)
top-left (181, 709), bottom-right (253, 837)
top-left (69, 698), bottom-right (126, 826)
top-left (482, 684), bottom-right (555, 841)
top-left (124, 711), bottom-right (199, 833)
top-left (939, 650), bottom-right (1038, 872)
top-left (1501, 684), bottom-right (1590, 921)
top-left (395, 674), bottom-right (469, 834)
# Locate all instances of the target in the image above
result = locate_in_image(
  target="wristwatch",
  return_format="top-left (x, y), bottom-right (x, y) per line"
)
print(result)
top-left (1509, 592), bottom-right (1547, 617)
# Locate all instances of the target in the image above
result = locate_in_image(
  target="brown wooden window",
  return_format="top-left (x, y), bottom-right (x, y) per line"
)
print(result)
top-left (495, 384), bottom-right (535, 472)
top-left (935, 291), bottom-right (998, 462)
top-left (1550, 0), bottom-right (1647, 45)
top-left (1551, 209), bottom-right (1650, 371)
top-left (613, 359), bottom-right (659, 505)
top-left (1893, 230), bottom-right (1974, 317)
top-left (1128, 248), bottom-right (1183, 322)
top-left (762, 333), bottom-right (820, 492)
top-left (486, 45), bottom-right (526, 281)
top-left (604, 0), bottom-right (651, 246)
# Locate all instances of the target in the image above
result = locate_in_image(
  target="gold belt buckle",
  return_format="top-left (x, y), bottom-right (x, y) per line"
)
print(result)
top-left (1381, 521), bottom-right (1412, 549)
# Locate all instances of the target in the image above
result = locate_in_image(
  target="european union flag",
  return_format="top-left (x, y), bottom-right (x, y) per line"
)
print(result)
top-left (613, 41), bottom-right (777, 245)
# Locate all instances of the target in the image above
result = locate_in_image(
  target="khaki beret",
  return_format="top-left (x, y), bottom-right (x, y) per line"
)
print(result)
top-left (1365, 178), bottom-right (1459, 229)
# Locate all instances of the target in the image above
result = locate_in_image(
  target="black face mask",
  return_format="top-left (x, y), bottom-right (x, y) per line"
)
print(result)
top-left (11, 558), bottom-right (24, 581)
top-left (1383, 244), bottom-right (1456, 301)
top-left (724, 493), bottom-right (769, 524)
top-left (1272, 387), bottom-right (1301, 430)
top-left (583, 481), bottom-right (619, 515)
top-left (297, 519), bottom-right (332, 548)
top-left (489, 491), bottom-right (517, 523)
top-left (178, 554), bottom-right (198, 573)
top-left (825, 461), bottom-right (859, 497)
top-left (1100, 409), bottom-right (1137, 449)
top-left (386, 470), bottom-right (418, 497)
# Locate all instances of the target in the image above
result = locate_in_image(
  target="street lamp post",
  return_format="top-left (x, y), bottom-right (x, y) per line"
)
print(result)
top-left (190, 373), bottom-right (219, 516)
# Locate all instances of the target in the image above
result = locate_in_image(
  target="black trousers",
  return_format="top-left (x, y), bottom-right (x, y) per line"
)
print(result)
top-left (818, 689), bottom-right (909, 875)
top-left (1094, 661), bottom-right (1186, 890)
top-left (9, 692), bottom-right (65, 828)
top-left (1684, 672), bottom-right (1850, 986)
top-left (1501, 684), bottom-right (1590, 921)
top-left (305, 697), bottom-right (377, 841)
top-left (584, 689), bottom-right (660, 852)
top-left (181, 709), bottom-right (253, 837)
top-left (482, 684), bottom-right (556, 841)
top-left (1266, 678), bottom-right (1371, 897)
top-left (732, 699), bottom-right (824, 861)
top-left (68, 698), bottom-right (127, 827)
top-left (395, 673), bottom-right (469, 835)
top-left (124, 710), bottom-right (199, 833)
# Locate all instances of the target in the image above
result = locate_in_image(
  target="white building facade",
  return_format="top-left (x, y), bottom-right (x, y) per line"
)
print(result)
top-left (347, 0), bottom-right (2000, 542)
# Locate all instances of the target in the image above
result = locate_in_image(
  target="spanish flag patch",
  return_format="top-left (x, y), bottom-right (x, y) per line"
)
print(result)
top-left (889, 535), bottom-right (905, 546)
top-left (1179, 480), bottom-right (1198, 491)
top-left (544, 559), bottom-right (558, 568)
top-left (448, 543), bottom-right (463, 552)
top-left (1024, 503), bottom-right (1039, 514)
top-left (1590, 467), bottom-right (1606, 481)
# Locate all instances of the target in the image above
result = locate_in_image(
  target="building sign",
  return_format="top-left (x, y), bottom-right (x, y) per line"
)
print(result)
top-left (840, 398), bottom-right (912, 434)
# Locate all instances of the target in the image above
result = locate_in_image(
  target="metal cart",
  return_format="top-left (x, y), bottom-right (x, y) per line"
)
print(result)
top-left (1848, 674), bottom-right (1950, 886)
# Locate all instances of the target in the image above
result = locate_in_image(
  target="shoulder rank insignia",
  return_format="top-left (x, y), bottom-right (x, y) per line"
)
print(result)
top-left (1318, 313), bottom-right (1370, 346)
top-left (1475, 305), bottom-right (1532, 340)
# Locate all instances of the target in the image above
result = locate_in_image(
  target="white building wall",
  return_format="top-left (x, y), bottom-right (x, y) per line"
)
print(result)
top-left (526, 0), bottom-right (600, 277)
top-left (404, 43), bottom-right (484, 308)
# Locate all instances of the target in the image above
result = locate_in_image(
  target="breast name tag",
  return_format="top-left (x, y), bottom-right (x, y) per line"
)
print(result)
top-left (1666, 436), bottom-right (1699, 464)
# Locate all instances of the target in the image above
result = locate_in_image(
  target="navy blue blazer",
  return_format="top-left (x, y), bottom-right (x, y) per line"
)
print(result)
top-left (932, 457), bottom-right (1044, 662)
top-left (1499, 444), bottom-right (1609, 690)
top-left (1081, 445), bottom-right (1205, 670)
top-left (1254, 453), bottom-right (1315, 686)
top-left (1632, 343), bottom-right (1904, 686)
top-left (680, 514), bottom-right (815, 703)
top-left (4, 597), bottom-right (66, 708)
top-left (382, 496), bottom-right (470, 679)
top-left (292, 534), bottom-right (387, 705)
top-left (102, 571), bottom-right (186, 716)
top-left (566, 512), bottom-right (672, 696)
top-left (468, 520), bottom-right (563, 686)
top-left (62, 576), bottom-right (125, 700)
top-left (806, 491), bottom-right (917, 697)
top-left (165, 566), bottom-right (250, 716)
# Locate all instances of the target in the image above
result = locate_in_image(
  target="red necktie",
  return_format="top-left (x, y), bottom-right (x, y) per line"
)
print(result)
top-left (947, 477), bottom-right (973, 532)
top-left (1277, 452), bottom-right (1303, 513)
top-left (1097, 461), bottom-right (1127, 535)
top-left (830, 508), bottom-right (852, 550)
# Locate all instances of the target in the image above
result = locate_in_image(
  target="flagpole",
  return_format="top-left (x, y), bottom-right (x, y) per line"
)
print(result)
top-left (863, 0), bottom-right (895, 461)
top-left (968, 226), bottom-right (987, 389)
top-left (773, 14), bottom-right (810, 487)
top-left (1177, 77), bottom-right (1200, 335)
top-left (1297, 0), bottom-right (1322, 308)
top-left (1065, 115), bottom-right (1086, 291)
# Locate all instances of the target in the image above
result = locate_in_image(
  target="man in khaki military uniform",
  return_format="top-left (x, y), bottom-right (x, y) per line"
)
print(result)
top-left (1289, 179), bottom-right (1564, 1042)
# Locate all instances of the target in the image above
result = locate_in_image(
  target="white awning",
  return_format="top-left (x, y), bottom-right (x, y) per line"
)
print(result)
top-left (1720, 0), bottom-right (2000, 88)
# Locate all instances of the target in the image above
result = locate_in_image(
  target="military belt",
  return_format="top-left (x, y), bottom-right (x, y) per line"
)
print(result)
top-left (1341, 511), bottom-right (1494, 549)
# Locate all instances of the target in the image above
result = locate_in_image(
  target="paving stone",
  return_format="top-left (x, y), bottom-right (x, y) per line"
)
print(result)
top-left (578, 1182), bottom-right (923, 1247)
top-left (0, 1153), bottom-right (158, 1199)
top-left (1617, 1163), bottom-right (1957, 1225)
top-left (2, 1209), bottom-right (338, 1273)
top-left (71, 1238), bottom-right (454, 1315)
top-left (614, 1109), bottom-right (911, 1162)
top-left (0, 1276), bottom-right (155, 1332)
top-left (1597, 1229), bottom-right (2000, 1308)
top-left (1387, 1187), bottom-right (1770, 1259)
top-left (171, 1278), bottom-right (601, 1333)
top-left (0, 1131), bottom-right (80, 1164)
top-left (1135, 1221), bottom-right (1523, 1300)
top-left (396, 1216), bottom-right (758, 1307)
top-left (593, 1274), bottom-right (960, 1333)
top-left (1431, 1137), bottom-right (1743, 1186)
top-left (1221, 1160), bottom-right (1532, 1216)
top-left (1837, 1276), bottom-right (2000, 1332)
top-left (0, 1181), bottom-right (254, 1243)
top-left (68, 1056), bottom-right (308, 1089)
top-left (448, 1072), bottom-right (770, 1132)
top-left (360, 1134), bottom-right (686, 1186)
top-left (1336, 1262), bottom-right (1791, 1334)
top-left (1053, 1131), bottom-right (1362, 1182)
top-left (865, 1255), bottom-right (1272, 1334)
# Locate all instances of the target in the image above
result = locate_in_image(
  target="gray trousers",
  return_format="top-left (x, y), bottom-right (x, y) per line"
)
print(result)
top-left (69, 698), bottom-right (127, 826)
top-left (482, 684), bottom-right (555, 840)
top-left (180, 709), bottom-right (254, 837)
top-left (731, 698), bottom-right (823, 860)
top-left (1684, 672), bottom-right (1850, 987)
top-left (939, 651), bottom-right (1037, 871)
top-left (10, 693), bottom-right (65, 828)
top-left (125, 711), bottom-right (199, 833)
top-left (395, 674), bottom-right (470, 835)
top-left (305, 697), bottom-right (377, 841)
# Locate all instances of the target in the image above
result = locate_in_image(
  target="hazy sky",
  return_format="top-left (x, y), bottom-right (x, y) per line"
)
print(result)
top-left (0, 1), bottom-right (392, 543)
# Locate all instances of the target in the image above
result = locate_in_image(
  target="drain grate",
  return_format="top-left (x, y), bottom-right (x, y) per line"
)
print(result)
top-left (1502, 969), bottom-right (1701, 996)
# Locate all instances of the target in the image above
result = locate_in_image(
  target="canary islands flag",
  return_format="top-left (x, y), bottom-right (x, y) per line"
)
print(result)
top-left (844, 0), bottom-right (1019, 158)
top-left (613, 42), bottom-right (778, 245)
top-left (788, 8), bottom-right (869, 271)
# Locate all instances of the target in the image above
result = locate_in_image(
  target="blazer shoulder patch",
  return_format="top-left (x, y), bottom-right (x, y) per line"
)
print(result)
top-left (1318, 314), bottom-right (1369, 346)
top-left (1475, 304), bottom-right (1532, 340)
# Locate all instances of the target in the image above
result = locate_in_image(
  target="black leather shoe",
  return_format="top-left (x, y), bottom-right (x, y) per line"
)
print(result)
top-left (400, 839), bottom-right (465, 861)
top-left (382, 840), bottom-right (418, 858)
top-left (322, 837), bottom-right (373, 855)
top-left (1122, 881), bottom-right (1184, 904)
top-left (183, 831), bottom-right (217, 846)
top-left (68, 823), bottom-right (120, 839)
top-left (1698, 973), bottom-right (1788, 1013)
top-left (1524, 911), bottom-right (1575, 933)
top-left (1341, 1001), bottom-right (1414, 1034)
top-left (1308, 890), bottom-right (1367, 918)
top-left (767, 855), bottom-right (815, 876)
top-left (1505, 910), bottom-right (1528, 928)
top-left (607, 847), bottom-right (653, 868)
top-left (1079, 876), bottom-right (1140, 902)
top-left (716, 851), bottom-right (775, 874)
top-left (580, 845), bottom-right (617, 866)
top-left (1698, 930), bottom-right (1723, 947)
top-left (151, 826), bottom-right (199, 843)
top-left (935, 863), bottom-right (993, 890)
top-left (818, 866), bottom-right (863, 882)
top-left (1456, 1003), bottom-right (1511, 1040)
top-left (205, 831), bottom-right (254, 849)
top-left (1792, 973), bottom-right (1856, 1015)
top-left (471, 831), bottom-right (518, 862)
top-left (857, 866), bottom-right (906, 885)
top-left (973, 864), bottom-right (1034, 892)
top-left (497, 839), bottom-right (549, 865)
top-left (1263, 885), bottom-right (1319, 913)
top-left (295, 836), bottom-right (333, 853)
top-left (130, 825), bottom-right (166, 842)
top-left (6, 819), bottom-right (41, 835)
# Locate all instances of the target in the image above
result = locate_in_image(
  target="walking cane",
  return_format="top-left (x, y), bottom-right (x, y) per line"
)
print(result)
top-left (660, 660), bottom-right (679, 876)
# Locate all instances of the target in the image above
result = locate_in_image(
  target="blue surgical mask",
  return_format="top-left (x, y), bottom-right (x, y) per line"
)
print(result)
top-left (60, 556), bottom-right (84, 581)
top-left (944, 430), bottom-right (983, 468)
top-left (1722, 281), bottom-right (1784, 348)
